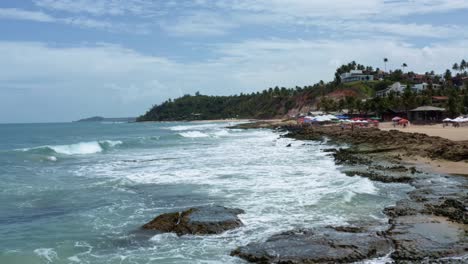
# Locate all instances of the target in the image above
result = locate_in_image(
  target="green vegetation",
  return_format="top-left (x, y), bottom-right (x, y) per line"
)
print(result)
top-left (138, 60), bottom-right (468, 121)
top-left (138, 87), bottom-right (321, 121)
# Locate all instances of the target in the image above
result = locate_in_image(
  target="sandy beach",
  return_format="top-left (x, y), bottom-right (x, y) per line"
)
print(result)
top-left (378, 122), bottom-right (468, 175)
top-left (380, 122), bottom-right (468, 142)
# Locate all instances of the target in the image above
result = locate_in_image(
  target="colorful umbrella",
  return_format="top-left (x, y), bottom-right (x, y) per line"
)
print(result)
top-left (398, 119), bottom-right (409, 124)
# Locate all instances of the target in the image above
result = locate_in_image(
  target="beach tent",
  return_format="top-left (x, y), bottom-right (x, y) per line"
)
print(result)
top-left (336, 115), bottom-right (350, 120)
top-left (452, 117), bottom-right (468, 123)
top-left (325, 114), bottom-right (338, 120)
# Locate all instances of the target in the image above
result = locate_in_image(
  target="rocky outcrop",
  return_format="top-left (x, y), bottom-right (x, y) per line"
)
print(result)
top-left (142, 205), bottom-right (244, 236)
top-left (283, 125), bottom-right (468, 162)
top-left (388, 215), bottom-right (467, 262)
top-left (231, 227), bottom-right (393, 263)
top-left (228, 123), bottom-right (468, 263)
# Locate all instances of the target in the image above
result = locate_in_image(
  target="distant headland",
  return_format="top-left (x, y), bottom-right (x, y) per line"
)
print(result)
top-left (74, 116), bottom-right (136, 123)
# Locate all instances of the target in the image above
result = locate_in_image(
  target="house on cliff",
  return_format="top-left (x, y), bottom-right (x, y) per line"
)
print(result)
top-left (340, 70), bottom-right (374, 83)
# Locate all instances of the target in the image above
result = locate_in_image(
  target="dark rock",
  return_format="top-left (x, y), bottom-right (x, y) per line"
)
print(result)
top-left (231, 228), bottom-right (393, 263)
top-left (344, 170), bottom-right (413, 183)
top-left (142, 205), bottom-right (244, 235)
top-left (333, 149), bottom-right (371, 165)
top-left (286, 143), bottom-right (292, 147)
top-left (322, 148), bottom-right (337, 153)
top-left (388, 215), bottom-right (468, 262)
top-left (425, 198), bottom-right (467, 224)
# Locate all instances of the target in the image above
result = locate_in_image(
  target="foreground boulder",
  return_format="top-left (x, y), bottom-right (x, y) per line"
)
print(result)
top-left (142, 205), bottom-right (244, 235)
top-left (231, 227), bottom-right (392, 263)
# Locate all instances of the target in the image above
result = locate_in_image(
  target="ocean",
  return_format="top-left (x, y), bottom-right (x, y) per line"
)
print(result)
top-left (0, 121), bottom-right (411, 263)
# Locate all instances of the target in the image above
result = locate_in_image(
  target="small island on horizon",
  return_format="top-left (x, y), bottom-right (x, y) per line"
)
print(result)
top-left (75, 116), bottom-right (136, 123)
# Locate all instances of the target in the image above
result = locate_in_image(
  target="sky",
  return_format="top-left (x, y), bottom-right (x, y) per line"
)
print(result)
top-left (1, 0), bottom-right (468, 123)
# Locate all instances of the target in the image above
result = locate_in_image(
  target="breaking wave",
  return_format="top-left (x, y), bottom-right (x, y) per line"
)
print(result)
top-left (20, 140), bottom-right (122, 155)
top-left (167, 123), bottom-right (221, 131)
top-left (178, 131), bottom-right (210, 138)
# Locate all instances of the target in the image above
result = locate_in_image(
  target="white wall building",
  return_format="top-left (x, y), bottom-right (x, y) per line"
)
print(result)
top-left (340, 70), bottom-right (374, 83)
top-left (412, 83), bottom-right (441, 92)
top-left (375, 82), bottom-right (407, 97)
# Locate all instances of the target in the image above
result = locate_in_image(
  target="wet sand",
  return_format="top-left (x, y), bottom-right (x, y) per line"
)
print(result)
top-left (406, 156), bottom-right (468, 176)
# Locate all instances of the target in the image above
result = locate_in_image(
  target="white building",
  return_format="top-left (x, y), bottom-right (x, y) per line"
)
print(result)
top-left (340, 70), bottom-right (374, 83)
top-left (375, 82), bottom-right (407, 97)
top-left (411, 82), bottom-right (441, 93)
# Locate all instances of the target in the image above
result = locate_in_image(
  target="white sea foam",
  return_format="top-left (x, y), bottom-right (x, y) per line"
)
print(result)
top-left (212, 129), bottom-right (230, 137)
top-left (179, 131), bottom-right (210, 138)
top-left (354, 252), bottom-right (393, 263)
top-left (167, 123), bottom-right (222, 131)
top-left (67, 256), bottom-right (81, 262)
top-left (33, 248), bottom-right (58, 263)
top-left (64, 127), bottom-right (411, 263)
top-left (22, 140), bottom-right (122, 155)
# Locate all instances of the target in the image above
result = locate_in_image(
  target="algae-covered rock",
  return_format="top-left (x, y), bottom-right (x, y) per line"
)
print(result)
top-left (142, 205), bottom-right (244, 235)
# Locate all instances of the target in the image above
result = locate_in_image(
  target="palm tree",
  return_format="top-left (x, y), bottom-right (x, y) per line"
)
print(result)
top-left (461, 60), bottom-right (467, 72)
top-left (402, 63), bottom-right (408, 73)
top-left (384, 58), bottom-right (388, 72)
top-left (453, 63), bottom-right (460, 74)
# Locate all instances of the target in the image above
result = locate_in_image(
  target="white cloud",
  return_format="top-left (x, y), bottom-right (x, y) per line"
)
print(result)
top-left (215, 0), bottom-right (468, 19)
top-left (0, 8), bottom-right (55, 22)
top-left (0, 7), bottom-right (150, 34)
top-left (1, 38), bottom-right (468, 122)
top-left (33, 0), bottom-right (165, 16)
top-left (161, 12), bottom-right (237, 36)
top-left (314, 21), bottom-right (465, 39)
top-left (4, 1), bottom-right (465, 39)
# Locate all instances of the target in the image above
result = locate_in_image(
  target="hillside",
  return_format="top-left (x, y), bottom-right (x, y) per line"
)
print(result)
top-left (137, 83), bottom-right (372, 121)
top-left (138, 61), bottom-right (468, 121)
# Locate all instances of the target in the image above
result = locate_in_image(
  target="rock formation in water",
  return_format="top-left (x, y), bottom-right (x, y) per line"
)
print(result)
top-left (231, 227), bottom-right (393, 263)
top-left (142, 205), bottom-right (244, 236)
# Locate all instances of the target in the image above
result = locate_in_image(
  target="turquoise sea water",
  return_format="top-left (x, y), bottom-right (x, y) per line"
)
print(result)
top-left (0, 121), bottom-right (410, 263)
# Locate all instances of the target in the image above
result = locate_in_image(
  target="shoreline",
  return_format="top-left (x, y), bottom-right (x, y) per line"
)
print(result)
top-left (233, 121), bottom-right (468, 176)
top-left (229, 121), bottom-right (467, 263)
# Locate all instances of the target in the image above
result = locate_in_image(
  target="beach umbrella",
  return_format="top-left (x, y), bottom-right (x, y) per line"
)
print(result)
top-left (442, 118), bottom-right (452, 122)
top-left (392, 116), bottom-right (402, 121)
top-left (398, 119), bottom-right (409, 124)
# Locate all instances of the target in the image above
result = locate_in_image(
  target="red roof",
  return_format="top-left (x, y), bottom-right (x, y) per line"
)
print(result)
top-left (432, 96), bottom-right (448, 100)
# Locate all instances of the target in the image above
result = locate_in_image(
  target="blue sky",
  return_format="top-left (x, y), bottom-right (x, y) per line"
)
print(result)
top-left (1, 0), bottom-right (468, 123)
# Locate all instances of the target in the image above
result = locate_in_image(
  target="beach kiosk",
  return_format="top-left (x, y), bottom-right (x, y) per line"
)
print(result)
top-left (408, 106), bottom-right (446, 124)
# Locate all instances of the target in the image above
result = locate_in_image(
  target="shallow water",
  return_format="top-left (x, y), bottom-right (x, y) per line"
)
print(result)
top-left (0, 121), bottom-right (411, 263)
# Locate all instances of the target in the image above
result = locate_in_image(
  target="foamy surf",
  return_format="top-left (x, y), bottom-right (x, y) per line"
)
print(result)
top-left (178, 131), bottom-right (210, 138)
top-left (1, 122), bottom-right (414, 264)
top-left (33, 248), bottom-right (58, 262)
top-left (20, 140), bottom-right (122, 155)
top-left (167, 123), bottom-right (222, 131)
